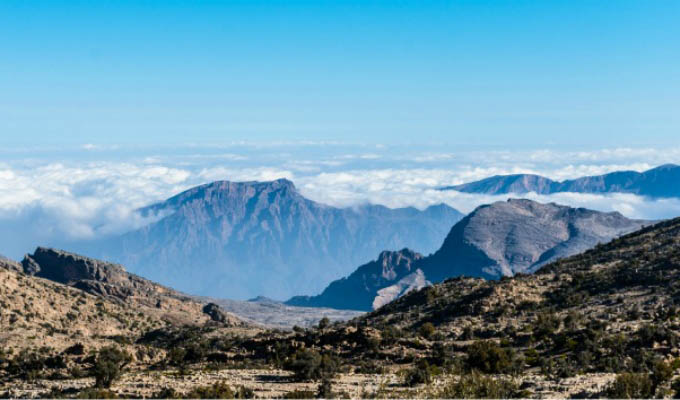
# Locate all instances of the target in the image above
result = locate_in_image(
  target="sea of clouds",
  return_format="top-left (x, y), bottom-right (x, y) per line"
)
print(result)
top-left (1, 143), bottom-right (679, 259)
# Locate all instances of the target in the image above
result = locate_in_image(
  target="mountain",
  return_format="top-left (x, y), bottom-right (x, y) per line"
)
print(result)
top-left (287, 249), bottom-right (427, 311)
top-left (78, 179), bottom-right (463, 300)
top-left (19, 247), bottom-right (243, 327)
top-left (0, 247), bottom-right (245, 357)
top-left (441, 164), bottom-right (680, 197)
top-left (288, 199), bottom-right (647, 311)
top-left (341, 217), bottom-right (680, 397)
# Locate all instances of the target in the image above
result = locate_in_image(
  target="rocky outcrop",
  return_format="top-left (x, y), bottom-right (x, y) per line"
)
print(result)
top-left (287, 249), bottom-right (424, 311)
top-left (19, 247), bottom-right (245, 327)
top-left (289, 199), bottom-right (648, 311)
top-left (78, 179), bottom-right (463, 300)
top-left (202, 302), bottom-right (230, 324)
top-left (0, 254), bottom-right (21, 273)
top-left (22, 247), bottom-right (129, 286)
top-left (441, 164), bottom-right (680, 198)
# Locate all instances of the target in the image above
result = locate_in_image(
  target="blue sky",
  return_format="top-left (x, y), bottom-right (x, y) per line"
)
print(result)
top-left (1, 0), bottom-right (679, 148)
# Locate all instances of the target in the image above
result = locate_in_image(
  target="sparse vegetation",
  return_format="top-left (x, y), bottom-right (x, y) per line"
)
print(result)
top-left (93, 346), bottom-right (132, 389)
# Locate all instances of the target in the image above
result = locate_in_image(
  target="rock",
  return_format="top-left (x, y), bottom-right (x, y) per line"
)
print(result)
top-left (0, 254), bottom-right (22, 273)
top-left (203, 302), bottom-right (229, 323)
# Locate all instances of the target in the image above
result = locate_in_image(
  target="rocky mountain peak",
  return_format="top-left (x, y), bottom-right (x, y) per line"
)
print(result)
top-left (81, 179), bottom-right (463, 300)
top-left (376, 249), bottom-right (423, 280)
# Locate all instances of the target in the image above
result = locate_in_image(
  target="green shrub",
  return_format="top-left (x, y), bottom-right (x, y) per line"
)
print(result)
top-left (283, 389), bottom-right (316, 399)
top-left (465, 341), bottom-right (516, 374)
top-left (284, 349), bottom-right (340, 382)
top-left (419, 322), bottom-right (436, 339)
top-left (605, 373), bottom-right (654, 399)
top-left (93, 346), bottom-right (132, 389)
top-left (318, 317), bottom-right (330, 330)
top-left (184, 382), bottom-right (254, 399)
top-left (404, 359), bottom-right (432, 387)
top-left (435, 372), bottom-right (523, 399)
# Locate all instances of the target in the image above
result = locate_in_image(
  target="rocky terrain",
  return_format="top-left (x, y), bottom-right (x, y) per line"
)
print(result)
top-left (289, 199), bottom-right (646, 311)
top-left (18, 247), bottom-right (244, 328)
top-left (0, 254), bottom-right (20, 273)
top-left (77, 179), bottom-right (463, 300)
top-left (4, 216), bottom-right (680, 398)
top-left (442, 163), bottom-right (680, 198)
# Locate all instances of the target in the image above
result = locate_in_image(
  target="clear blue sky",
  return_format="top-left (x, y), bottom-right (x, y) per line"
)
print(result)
top-left (1, 0), bottom-right (679, 148)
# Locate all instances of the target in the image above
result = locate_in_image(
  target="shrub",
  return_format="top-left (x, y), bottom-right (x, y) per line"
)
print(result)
top-left (435, 372), bottom-right (522, 399)
top-left (318, 317), bottom-right (330, 330)
top-left (184, 382), bottom-right (254, 399)
top-left (419, 322), bottom-right (436, 339)
top-left (404, 359), bottom-right (432, 387)
top-left (152, 387), bottom-right (180, 399)
top-left (93, 346), bottom-right (132, 389)
top-left (316, 378), bottom-right (334, 398)
top-left (605, 373), bottom-right (654, 399)
top-left (283, 390), bottom-right (316, 399)
top-left (465, 341), bottom-right (515, 374)
top-left (75, 388), bottom-right (120, 399)
top-left (64, 343), bottom-right (85, 356)
top-left (652, 360), bottom-right (674, 386)
top-left (284, 349), bottom-right (340, 382)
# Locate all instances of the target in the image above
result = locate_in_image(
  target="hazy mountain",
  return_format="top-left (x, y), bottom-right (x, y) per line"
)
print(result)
top-left (79, 179), bottom-right (463, 300)
top-left (440, 164), bottom-right (680, 197)
top-left (287, 249), bottom-right (427, 311)
top-left (289, 199), bottom-right (647, 311)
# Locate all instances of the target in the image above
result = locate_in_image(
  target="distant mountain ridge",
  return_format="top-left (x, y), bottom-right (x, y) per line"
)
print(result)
top-left (440, 164), bottom-right (680, 197)
top-left (79, 179), bottom-right (463, 300)
top-left (288, 199), bottom-right (648, 311)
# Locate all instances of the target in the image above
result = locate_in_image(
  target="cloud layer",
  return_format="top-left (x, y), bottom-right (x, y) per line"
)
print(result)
top-left (0, 144), bottom-right (679, 259)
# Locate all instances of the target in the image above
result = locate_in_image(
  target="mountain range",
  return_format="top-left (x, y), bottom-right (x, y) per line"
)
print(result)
top-left (287, 199), bottom-right (647, 311)
top-left (77, 179), bottom-right (463, 300)
top-left (440, 164), bottom-right (680, 197)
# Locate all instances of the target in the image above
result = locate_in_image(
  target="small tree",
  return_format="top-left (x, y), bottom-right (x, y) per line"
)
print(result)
top-left (318, 317), bottom-right (330, 330)
top-left (284, 349), bottom-right (340, 382)
top-left (606, 373), bottom-right (654, 399)
top-left (466, 340), bottom-right (514, 374)
top-left (419, 322), bottom-right (436, 339)
top-left (93, 346), bottom-right (132, 389)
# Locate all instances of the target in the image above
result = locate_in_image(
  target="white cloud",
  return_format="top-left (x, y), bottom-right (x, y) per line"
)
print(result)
top-left (0, 145), bottom-right (679, 259)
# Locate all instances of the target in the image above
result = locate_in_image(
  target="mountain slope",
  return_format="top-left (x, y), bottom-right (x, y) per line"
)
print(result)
top-left (365, 215), bottom-right (680, 337)
top-left (289, 199), bottom-right (647, 311)
top-left (19, 247), bottom-right (244, 327)
top-left (0, 248), bottom-right (247, 355)
top-left (0, 254), bottom-right (20, 273)
top-left (441, 164), bottom-right (680, 197)
top-left (79, 179), bottom-right (463, 300)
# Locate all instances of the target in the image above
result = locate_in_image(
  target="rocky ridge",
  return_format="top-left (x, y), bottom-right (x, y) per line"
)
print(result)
top-left (441, 164), bottom-right (680, 198)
